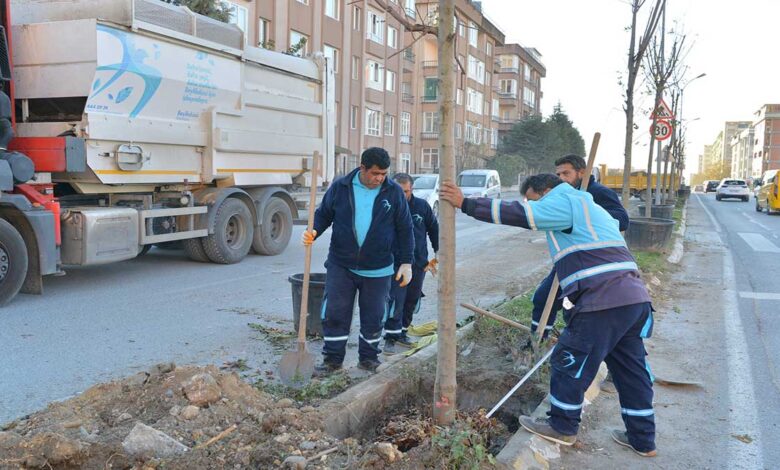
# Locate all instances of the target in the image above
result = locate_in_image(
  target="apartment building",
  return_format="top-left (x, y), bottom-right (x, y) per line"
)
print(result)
top-left (751, 104), bottom-right (780, 176)
top-left (494, 43), bottom-right (545, 138)
top-left (730, 125), bottom-right (755, 180)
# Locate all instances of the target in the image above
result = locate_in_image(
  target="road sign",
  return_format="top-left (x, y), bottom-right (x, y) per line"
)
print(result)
top-left (651, 120), bottom-right (673, 141)
top-left (652, 99), bottom-right (675, 120)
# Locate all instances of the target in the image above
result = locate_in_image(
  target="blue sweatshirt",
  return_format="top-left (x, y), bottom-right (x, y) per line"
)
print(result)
top-left (585, 176), bottom-right (629, 231)
top-left (313, 168), bottom-right (414, 270)
top-left (394, 194), bottom-right (439, 269)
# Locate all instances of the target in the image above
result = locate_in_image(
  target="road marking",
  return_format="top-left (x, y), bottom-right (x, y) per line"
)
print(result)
top-left (737, 232), bottom-right (780, 253)
top-left (695, 194), bottom-right (721, 234)
top-left (739, 291), bottom-right (780, 300)
top-left (739, 211), bottom-right (771, 230)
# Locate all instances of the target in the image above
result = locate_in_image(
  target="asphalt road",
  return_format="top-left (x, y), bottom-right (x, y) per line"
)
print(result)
top-left (0, 193), bottom-right (551, 424)
top-left (693, 192), bottom-right (780, 466)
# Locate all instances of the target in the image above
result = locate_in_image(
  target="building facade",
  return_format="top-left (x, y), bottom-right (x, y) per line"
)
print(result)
top-left (751, 104), bottom-right (780, 177)
top-left (494, 43), bottom-right (545, 139)
top-left (730, 125), bottom-right (755, 180)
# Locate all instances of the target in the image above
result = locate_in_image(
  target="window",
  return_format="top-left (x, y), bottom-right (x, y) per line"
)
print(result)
top-left (384, 114), bottom-right (395, 136)
top-left (483, 100), bottom-right (489, 115)
top-left (399, 153), bottom-right (411, 173)
top-left (289, 30), bottom-right (308, 57)
top-left (366, 108), bottom-right (381, 136)
top-left (456, 88), bottom-right (463, 106)
top-left (326, 0), bottom-right (339, 19)
top-left (353, 6), bottom-right (361, 30)
top-left (455, 122), bottom-right (462, 139)
top-left (524, 63), bottom-right (531, 81)
top-left (423, 77), bottom-right (438, 101)
top-left (466, 87), bottom-right (483, 115)
top-left (499, 79), bottom-right (516, 94)
top-left (486, 71), bottom-right (491, 87)
top-left (524, 86), bottom-right (536, 106)
top-left (386, 70), bottom-right (396, 92)
top-left (466, 121), bottom-right (482, 144)
top-left (352, 56), bottom-right (360, 80)
top-left (350, 106), bottom-right (358, 129)
top-left (404, 0), bottom-right (415, 18)
top-left (492, 98), bottom-right (499, 117)
top-left (422, 148), bottom-right (439, 169)
top-left (423, 112), bottom-right (440, 133)
top-left (367, 9), bottom-right (384, 43)
top-left (486, 42), bottom-right (492, 56)
top-left (458, 21), bottom-right (465, 37)
top-left (324, 44), bottom-right (339, 74)
top-left (258, 18), bottom-right (270, 48)
top-left (296, 0), bottom-right (309, 4)
top-left (367, 60), bottom-right (383, 90)
top-left (468, 21), bottom-right (478, 47)
top-left (226, 2), bottom-right (248, 34)
top-left (388, 26), bottom-right (398, 49)
top-left (401, 112), bottom-right (411, 137)
top-left (492, 128), bottom-right (499, 148)
top-left (467, 55), bottom-right (485, 84)
top-left (500, 54), bottom-right (519, 69)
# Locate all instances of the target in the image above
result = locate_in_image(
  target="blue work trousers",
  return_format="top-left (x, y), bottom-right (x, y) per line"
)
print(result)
top-left (548, 302), bottom-right (656, 453)
top-left (384, 266), bottom-right (425, 339)
top-left (321, 263), bottom-right (390, 364)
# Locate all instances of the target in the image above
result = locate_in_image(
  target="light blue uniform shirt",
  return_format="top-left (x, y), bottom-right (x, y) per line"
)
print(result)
top-left (350, 172), bottom-right (394, 277)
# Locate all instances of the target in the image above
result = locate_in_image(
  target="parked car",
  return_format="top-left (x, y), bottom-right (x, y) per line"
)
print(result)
top-left (410, 173), bottom-right (440, 218)
top-left (457, 169), bottom-right (502, 198)
top-left (755, 169), bottom-right (780, 214)
top-left (715, 179), bottom-right (750, 202)
top-left (694, 184), bottom-right (704, 192)
top-left (705, 180), bottom-right (719, 192)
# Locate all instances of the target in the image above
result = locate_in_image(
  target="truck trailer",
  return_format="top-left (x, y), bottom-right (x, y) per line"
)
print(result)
top-left (0, 0), bottom-right (335, 305)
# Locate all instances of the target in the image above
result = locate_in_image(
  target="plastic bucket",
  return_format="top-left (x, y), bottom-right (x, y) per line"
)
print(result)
top-left (625, 217), bottom-right (675, 252)
top-left (289, 273), bottom-right (326, 337)
top-left (636, 204), bottom-right (675, 220)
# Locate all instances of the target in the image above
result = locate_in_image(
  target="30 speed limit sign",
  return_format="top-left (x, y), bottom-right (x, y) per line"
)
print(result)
top-left (651, 120), bottom-right (673, 141)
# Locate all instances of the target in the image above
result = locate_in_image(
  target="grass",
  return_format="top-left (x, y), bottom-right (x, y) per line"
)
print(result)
top-left (256, 372), bottom-right (353, 403)
top-left (634, 250), bottom-right (666, 275)
top-left (469, 292), bottom-right (565, 350)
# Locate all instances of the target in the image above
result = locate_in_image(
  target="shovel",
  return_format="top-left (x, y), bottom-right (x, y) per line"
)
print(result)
top-left (279, 152), bottom-right (320, 388)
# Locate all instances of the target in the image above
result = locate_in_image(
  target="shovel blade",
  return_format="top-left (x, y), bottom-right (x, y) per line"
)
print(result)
top-left (279, 349), bottom-right (315, 388)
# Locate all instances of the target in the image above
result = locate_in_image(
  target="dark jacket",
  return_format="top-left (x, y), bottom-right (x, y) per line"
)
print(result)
top-left (585, 176), bottom-right (629, 231)
top-left (395, 195), bottom-right (439, 268)
top-left (313, 168), bottom-right (414, 270)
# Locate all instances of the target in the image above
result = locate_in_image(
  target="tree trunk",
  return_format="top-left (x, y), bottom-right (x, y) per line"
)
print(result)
top-left (621, 3), bottom-right (640, 208)
top-left (433, 0), bottom-right (457, 426)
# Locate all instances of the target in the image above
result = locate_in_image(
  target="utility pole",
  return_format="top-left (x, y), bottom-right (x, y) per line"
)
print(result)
top-left (433, 0), bottom-right (457, 426)
top-left (653, 1), bottom-right (667, 206)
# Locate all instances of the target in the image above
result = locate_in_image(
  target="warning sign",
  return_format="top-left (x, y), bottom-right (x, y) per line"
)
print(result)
top-left (652, 99), bottom-right (675, 120)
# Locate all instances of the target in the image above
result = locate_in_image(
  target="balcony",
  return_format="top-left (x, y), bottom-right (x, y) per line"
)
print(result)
top-left (491, 114), bottom-right (500, 122)
top-left (421, 95), bottom-right (438, 103)
top-left (400, 135), bottom-right (412, 144)
top-left (500, 67), bottom-right (520, 74)
top-left (403, 49), bottom-right (416, 63)
top-left (421, 132), bottom-right (439, 140)
top-left (422, 60), bottom-right (438, 68)
top-left (402, 93), bottom-right (415, 104)
top-left (498, 91), bottom-right (518, 100)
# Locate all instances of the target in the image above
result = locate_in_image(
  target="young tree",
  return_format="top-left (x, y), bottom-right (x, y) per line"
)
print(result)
top-left (161, 0), bottom-right (233, 22)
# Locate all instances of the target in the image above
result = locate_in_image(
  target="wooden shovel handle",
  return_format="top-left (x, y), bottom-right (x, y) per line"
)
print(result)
top-left (298, 152), bottom-right (320, 347)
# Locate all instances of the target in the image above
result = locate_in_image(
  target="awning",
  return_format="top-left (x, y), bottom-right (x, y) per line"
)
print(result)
top-left (335, 145), bottom-right (353, 155)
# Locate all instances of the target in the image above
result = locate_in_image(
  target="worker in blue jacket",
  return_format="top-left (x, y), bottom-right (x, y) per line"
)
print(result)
top-left (440, 174), bottom-right (656, 457)
top-left (531, 154), bottom-right (630, 339)
top-left (383, 173), bottom-right (439, 354)
top-left (303, 148), bottom-right (414, 373)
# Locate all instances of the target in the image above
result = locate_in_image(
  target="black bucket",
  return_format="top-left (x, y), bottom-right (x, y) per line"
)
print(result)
top-left (289, 273), bottom-right (326, 337)
top-left (636, 204), bottom-right (675, 219)
top-left (625, 217), bottom-right (675, 252)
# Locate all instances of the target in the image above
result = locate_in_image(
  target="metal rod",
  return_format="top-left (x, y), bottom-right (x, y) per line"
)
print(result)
top-left (486, 347), bottom-right (555, 418)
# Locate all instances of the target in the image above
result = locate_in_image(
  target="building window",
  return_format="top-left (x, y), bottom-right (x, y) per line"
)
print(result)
top-left (226, 2), bottom-right (248, 34)
top-left (384, 114), bottom-right (395, 136)
top-left (386, 70), bottom-right (396, 92)
top-left (486, 71), bottom-right (491, 87)
top-left (352, 56), bottom-right (360, 80)
top-left (524, 63), bottom-right (531, 81)
top-left (258, 18), bottom-right (270, 48)
top-left (466, 87), bottom-right (483, 115)
top-left (492, 98), bottom-right (499, 118)
top-left (289, 30), bottom-right (308, 57)
top-left (499, 79), bottom-right (516, 94)
top-left (350, 105), bottom-right (358, 130)
top-left (524, 87), bottom-right (536, 106)
top-left (458, 21), bottom-right (465, 37)
top-left (353, 6), bottom-right (361, 30)
top-left (326, 0), bottom-right (339, 19)
top-left (468, 21), bottom-right (478, 47)
top-left (483, 100), bottom-right (489, 115)
top-left (500, 54), bottom-right (520, 69)
top-left (367, 60), bottom-right (384, 90)
top-left (324, 44), bottom-right (339, 74)
top-left (399, 153), bottom-right (411, 173)
top-left (486, 42), bottom-right (492, 56)
top-left (456, 88), bottom-right (463, 106)
top-left (404, 0), bottom-right (415, 18)
top-left (455, 122), bottom-right (462, 139)
top-left (296, 0), bottom-right (309, 4)
top-left (423, 112), bottom-right (440, 133)
top-left (423, 77), bottom-right (438, 101)
top-left (422, 148), bottom-right (439, 170)
top-left (401, 111), bottom-right (411, 137)
top-left (367, 9), bottom-right (384, 44)
top-left (388, 26), bottom-right (398, 49)
top-left (366, 108), bottom-right (381, 136)
top-left (467, 55), bottom-right (485, 84)
top-left (466, 121), bottom-right (483, 144)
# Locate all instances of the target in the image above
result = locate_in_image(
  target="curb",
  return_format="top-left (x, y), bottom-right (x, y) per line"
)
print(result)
top-left (667, 199), bottom-right (689, 264)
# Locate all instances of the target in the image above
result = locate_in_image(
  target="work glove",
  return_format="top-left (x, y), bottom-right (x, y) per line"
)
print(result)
top-left (396, 263), bottom-right (413, 287)
top-left (424, 257), bottom-right (439, 277)
top-left (301, 229), bottom-right (317, 246)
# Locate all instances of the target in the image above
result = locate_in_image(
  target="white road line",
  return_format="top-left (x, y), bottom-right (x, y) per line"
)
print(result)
top-left (739, 291), bottom-right (780, 300)
top-left (739, 210), bottom-right (771, 230)
top-left (737, 233), bottom-right (780, 253)
top-left (695, 194), bottom-right (721, 234)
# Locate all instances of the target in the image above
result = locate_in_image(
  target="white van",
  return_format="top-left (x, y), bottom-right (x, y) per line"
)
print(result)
top-left (457, 169), bottom-right (502, 198)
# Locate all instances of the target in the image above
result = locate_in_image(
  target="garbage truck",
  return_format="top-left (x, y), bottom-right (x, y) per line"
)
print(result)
top-left (0, 0), bottom-right (335, 305)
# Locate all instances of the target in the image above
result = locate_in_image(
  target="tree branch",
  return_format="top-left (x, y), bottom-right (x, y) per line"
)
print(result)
top-left (372, 0), bottom-right (438, 35)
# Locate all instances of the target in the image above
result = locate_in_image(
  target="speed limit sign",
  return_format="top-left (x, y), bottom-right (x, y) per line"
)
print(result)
top-left (651, 120), bottom-right (673, 141)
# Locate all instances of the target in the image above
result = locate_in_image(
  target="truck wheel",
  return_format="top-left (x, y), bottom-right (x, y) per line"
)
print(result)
top-left (138, 244), bottom-right (152, 257)
top-left (203, 198), bottom-right (254, 264)
top-left (0, 218), bottom-right (28, 306)
top-left (183, 238), bottom-right (210, 263)
top-left (252, 197), bottom-right (293, 256)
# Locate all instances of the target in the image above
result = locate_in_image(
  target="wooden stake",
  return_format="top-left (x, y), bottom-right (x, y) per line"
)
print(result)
top-left (461, 303), bottom-right (531, 332)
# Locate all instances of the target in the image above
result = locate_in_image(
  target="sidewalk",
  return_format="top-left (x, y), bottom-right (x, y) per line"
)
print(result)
top-left (549, 200), bottom-right (744, 469)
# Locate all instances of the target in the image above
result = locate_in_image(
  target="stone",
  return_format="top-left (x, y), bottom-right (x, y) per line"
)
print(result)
top-left (282, 455), bottom-right (307, 469)
top-left (151, 362), bottom-right (176, 375)
top-left (374, 442), bottom-right (401, 463)
top-left (165, 389), bottom-right (175, 399)
top-left (300, 406), bottom-right (316, 413)
top-left (26, 432), bottom-right (85, 465)
top-left (182, 373), bottom-right (221, 407)
top-left (169, 405), bottom-right (182, 417)
top-left (122, 423), bottom-right (190, 459)
top-left (180, 405), bottom-right (200, 420)
top-left (299, 440), bottom-right (317, 451)
top-left (274, 433), bottom-right (291, 444)
top-left (116, 412), bottom-right (133, 423)
top-left (276, 398), bottom-right (295, 408)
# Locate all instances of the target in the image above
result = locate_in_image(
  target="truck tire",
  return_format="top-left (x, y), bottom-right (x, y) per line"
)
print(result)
top-left (252, 197), bottom-right (293, 256)
top-left (0, 218), bottom-right (28, 306)
top-left (203, 198), bottom-right (254, 264)
top-left (183, 238), bottom-right (210, 263)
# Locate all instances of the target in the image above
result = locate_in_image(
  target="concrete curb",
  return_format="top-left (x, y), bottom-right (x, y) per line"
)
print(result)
top-left (495, 363), bottom-right (608, 470)
top-left (667, 199), bottom-right (689, 264)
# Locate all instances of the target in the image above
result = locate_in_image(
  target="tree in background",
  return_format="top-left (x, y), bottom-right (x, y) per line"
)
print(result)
top-left (161, 0), bottom-right (233, 23)
top-left (490, 104), bottom-right (585, 185)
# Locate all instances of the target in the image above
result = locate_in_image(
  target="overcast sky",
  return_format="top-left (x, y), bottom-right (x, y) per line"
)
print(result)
top-left (481, 0), bottom-right (780, 178)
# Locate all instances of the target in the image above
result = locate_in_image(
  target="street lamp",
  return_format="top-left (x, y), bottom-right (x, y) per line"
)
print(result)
top-left (670, 73), bottom-right (706, 198)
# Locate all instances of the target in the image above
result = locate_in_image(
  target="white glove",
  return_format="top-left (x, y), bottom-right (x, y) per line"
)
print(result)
top-left (395, 263), bottom-right (413, 287)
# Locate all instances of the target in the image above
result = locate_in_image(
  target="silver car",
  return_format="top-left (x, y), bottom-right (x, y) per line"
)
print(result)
top-left (411, 173), bottom-right (440, 218)
top-left (716, 179), bottom-right (750, 202)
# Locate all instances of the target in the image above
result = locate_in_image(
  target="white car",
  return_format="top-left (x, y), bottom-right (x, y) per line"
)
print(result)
top-left (457, 169), bottom-right (502, 199)
top-left (411, 173), bottom-right (440, 218)
top-left (715, 179), bottom-right (750, 202)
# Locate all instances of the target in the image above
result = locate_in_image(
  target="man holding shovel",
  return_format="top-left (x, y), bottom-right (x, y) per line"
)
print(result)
top-left (302, 148), bottom-right (414, 374)
top-left (383, 173), bottom-right (439, 354)
top-left (440, 174), bottom-right (656, 457)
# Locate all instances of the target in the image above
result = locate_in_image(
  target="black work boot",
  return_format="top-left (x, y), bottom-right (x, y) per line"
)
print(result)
top-left (518, 416), bottom-right (576, 446)
top-left (313, 361), bottom-right (342, 377)
top-left (611, 430), bottom-right (657, 457)
top-left (357, 358), bottom-right (381, 373)
top-left (395, 333), bottom-right (416, 347)
top-left (383, 340), bottom-right (399, 356)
